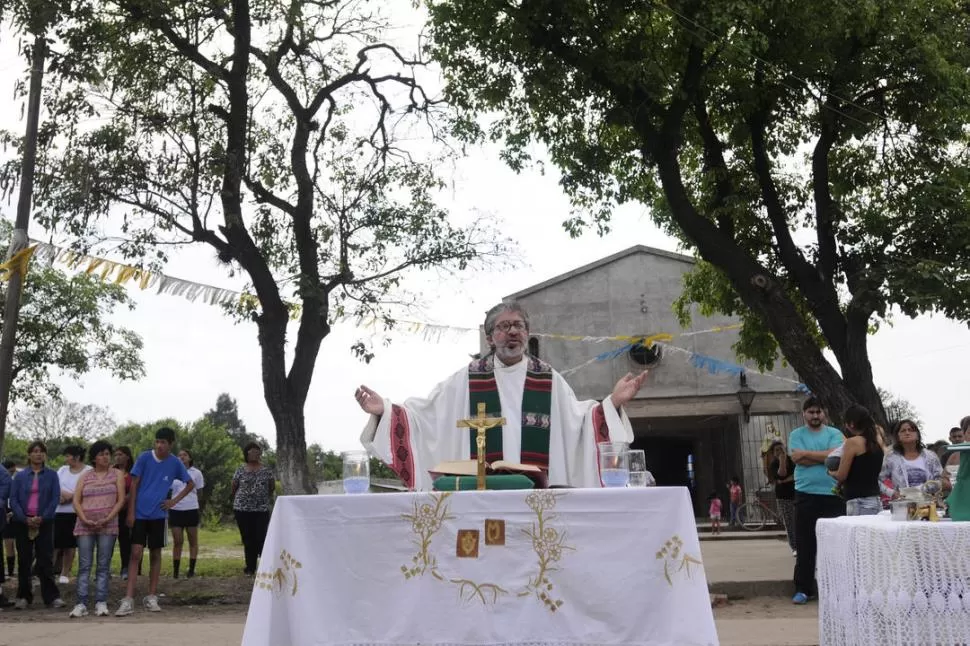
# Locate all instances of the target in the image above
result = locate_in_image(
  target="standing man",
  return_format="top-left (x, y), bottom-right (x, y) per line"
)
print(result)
top-left (788, 397), bottom-right (845, 605)
top-left (942, 425), bottom-right (965, 466)
top-left (358, 302), bottom-right (644, 490)
top-left (115, 427), bottom-right (194, 616)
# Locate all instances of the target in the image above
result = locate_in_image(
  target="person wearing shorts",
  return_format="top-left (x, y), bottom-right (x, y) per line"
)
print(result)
top-left (54, 446), bottom-right (91, 584)
top-left (115, 427), bottom-right (194, 617)
top-left (168, 449), bottom-right (204, 579)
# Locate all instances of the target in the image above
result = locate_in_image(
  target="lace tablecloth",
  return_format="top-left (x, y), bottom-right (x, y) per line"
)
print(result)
top-left (817, 513), bottom-right (970, 645)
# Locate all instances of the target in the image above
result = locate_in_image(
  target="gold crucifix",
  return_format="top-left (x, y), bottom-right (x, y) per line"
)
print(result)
top-left (457, 402), bottom-right (506, 490)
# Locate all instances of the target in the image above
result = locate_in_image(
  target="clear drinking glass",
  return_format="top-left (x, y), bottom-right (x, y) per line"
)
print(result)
top-left (598, 441), bottom-right (629, 488)
top-left (342, 450), bottom-right (370, 494)
top-left (627, 449), bottom-right (649, 487)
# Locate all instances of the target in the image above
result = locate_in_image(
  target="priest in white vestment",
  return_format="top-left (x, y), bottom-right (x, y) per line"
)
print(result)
top-left (357, 302), bottom-right (646, 490)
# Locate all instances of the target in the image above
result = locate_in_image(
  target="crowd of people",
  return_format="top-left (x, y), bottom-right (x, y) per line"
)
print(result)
top-left (0, 427), bottom-right (277, 617)
top-left (746, 399), bottom-right (969, 605)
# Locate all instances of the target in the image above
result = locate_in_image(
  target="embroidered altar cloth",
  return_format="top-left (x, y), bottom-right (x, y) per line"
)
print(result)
top-left (241, 487), bottom-right (717, 646)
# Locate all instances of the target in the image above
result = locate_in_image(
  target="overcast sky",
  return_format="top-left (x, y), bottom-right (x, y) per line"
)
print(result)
top-left (0, 9), bottom-right (967, 456)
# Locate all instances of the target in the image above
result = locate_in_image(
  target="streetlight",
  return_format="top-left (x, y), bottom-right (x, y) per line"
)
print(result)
top-left (737, 372), bottom-right (756, 423)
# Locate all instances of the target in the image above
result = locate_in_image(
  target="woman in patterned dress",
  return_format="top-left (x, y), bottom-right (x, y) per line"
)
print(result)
top-left (231, 443), bottom-right (275, 576)
top-left (69, 441), bottom-right (125, 618)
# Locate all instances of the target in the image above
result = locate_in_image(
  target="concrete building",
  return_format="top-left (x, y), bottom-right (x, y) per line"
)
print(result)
top-left (489, 245), bottom-right (808, 515)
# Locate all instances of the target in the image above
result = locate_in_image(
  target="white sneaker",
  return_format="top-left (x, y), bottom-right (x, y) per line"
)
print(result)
top-left (94, 602), bottom-right (109, 616)
top-left (143, 594), bottom-right (161, 612)
top-left (57, 575), bottom-right (69, 584)
top-left (50, 598), bottom-right (65, 609)
top-left (115, 597), bottom-right (134, 617)
top-left (14, 598), bottom-right (27, 610)
top-left (69, 603), bottom-right (88, 618)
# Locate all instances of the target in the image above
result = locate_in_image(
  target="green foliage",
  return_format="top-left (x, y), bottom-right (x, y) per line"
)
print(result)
top-left (178, 417), bottom-right (241, 517)
top-left (673, 260), bottom-right (824, 371)
top-left (1, 254), bottom-right (144, 406)
top-left (107, 419), bottom-right (178, 456)
top-left (204, 392), bottom-right (267, 451)
top-left (0, 434), bottom-right (29, 465)
top-left (426, 0), bottom-right (970, 415)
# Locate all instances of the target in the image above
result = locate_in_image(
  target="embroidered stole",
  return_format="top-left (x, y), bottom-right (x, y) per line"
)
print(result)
top-left (467, 353), bottom-right (553, 467)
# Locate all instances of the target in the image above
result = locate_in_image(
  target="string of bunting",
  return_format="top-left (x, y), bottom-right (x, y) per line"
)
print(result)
top-left (560, 336), bottom-right (809, 393)
top-left (30, 241), bottom-right (307, 319)
top-left (533, 324), bottom-right (742, 344)
top-left (28, 240), bottom-right (786, 388)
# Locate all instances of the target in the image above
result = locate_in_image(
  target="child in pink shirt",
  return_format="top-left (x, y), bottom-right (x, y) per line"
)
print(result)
top-left (708, 494), bottom-right (722, 536)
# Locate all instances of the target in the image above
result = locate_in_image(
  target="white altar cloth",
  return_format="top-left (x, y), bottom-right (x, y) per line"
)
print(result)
top-left (817, 513), bottom-right (970, 645)
top-left (241, 487), bottom-right (717, 646)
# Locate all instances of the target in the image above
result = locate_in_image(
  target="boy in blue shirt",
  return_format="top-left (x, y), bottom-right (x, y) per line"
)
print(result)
top-left (788, 397), bottom-right (845, 605)
top-left (115, 427), bottom-right (194, 616)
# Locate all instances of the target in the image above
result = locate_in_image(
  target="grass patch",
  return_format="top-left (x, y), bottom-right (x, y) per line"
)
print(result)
top-left (59, 523), bottom-right (247, 579)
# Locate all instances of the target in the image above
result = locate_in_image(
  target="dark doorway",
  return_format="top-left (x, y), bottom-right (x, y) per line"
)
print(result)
top-left (632, 437), bottom-right (694, 488)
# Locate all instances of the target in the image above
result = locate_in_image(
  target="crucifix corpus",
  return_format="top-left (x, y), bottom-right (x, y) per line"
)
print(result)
top-left (457, 402), bottom-right (506, 490)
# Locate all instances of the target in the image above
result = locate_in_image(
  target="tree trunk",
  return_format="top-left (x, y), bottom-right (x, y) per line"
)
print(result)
top-left (651, 144), bottom-right (861, 423)
top-left (257, 312), bottom-right (316, 495)
top-left (0, 33), bottom-right (47, 458)
top-left (830, 311), bottom-right (887, 428)
top-left (267, 389), bottom-right (316, 495)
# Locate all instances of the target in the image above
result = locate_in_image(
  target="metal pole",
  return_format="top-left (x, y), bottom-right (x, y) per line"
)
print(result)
top-left (0, 34), bottom-right (47, 456)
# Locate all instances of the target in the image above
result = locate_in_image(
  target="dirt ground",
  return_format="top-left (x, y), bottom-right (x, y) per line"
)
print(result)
top-left (2, 593), bottom-right (818, 646)
top-left (0, 574), bottom-right (251, 622)
top-left (1, 574), bottom-right (814, 622)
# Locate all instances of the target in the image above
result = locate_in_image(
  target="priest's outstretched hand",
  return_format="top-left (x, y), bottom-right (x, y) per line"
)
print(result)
top-left (355, 385), bottom-right (385, 416)
top-left (611, 371), bottom-right (648, 408)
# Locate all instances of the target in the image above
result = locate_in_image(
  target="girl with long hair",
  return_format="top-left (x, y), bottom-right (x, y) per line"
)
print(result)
top-left (829, 405), bottom-right (885, 515)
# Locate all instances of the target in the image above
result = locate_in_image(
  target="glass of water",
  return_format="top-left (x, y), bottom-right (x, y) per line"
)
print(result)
top-left (342, 450), bottom-right (370, 494)
top-left (627, 449), bottom-right (649, 487)
top-left (598, 441), bottom-right (629, 488)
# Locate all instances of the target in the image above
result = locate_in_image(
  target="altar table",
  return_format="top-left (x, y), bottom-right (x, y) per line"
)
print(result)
top-left (817, 513), bottom-right (970, 646)
top-left (241, 487), bottom-right (718, 646)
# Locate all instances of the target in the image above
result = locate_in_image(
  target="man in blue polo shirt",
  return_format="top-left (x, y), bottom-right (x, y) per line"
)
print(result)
top-left (788, 397), bottom-right (845, 605)
top-left (115, 427), bottom-right (194, 616)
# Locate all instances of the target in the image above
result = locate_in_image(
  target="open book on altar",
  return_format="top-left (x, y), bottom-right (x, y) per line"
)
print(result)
top-left (430, 460), bottom-right (549, 489)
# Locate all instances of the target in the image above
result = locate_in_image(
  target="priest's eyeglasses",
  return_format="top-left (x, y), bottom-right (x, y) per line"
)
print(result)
top-left (494, 321), bottom-right (527, 333)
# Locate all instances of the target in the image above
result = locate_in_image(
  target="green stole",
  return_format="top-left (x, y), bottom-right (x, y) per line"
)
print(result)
top-left (467, 353), bottom-right (553, 468)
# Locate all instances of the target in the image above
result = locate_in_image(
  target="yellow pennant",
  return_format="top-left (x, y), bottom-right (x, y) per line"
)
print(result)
top-left (0, 245), bottom-right (37, 282)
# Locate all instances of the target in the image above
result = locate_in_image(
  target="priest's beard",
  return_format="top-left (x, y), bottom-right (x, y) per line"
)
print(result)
top-left (493, 341), bottom-right (525, 365)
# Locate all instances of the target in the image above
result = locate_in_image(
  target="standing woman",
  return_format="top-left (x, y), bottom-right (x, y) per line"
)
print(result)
top-left (113, 447), bottom-right (135, 580)
top-left (829, 405), bottom-right (885, 515)
top-left (232, 443), bottom-right (275, 576)
top-left (9, 441), bottom-right (63, 609)
top-left (70, 441), bottom-right (125, 618)
top-left (767, 441), bottom-right (797, 554)
top-left (55, 445), bottom-right (91, 584)
top-left (169, 450), bottom-right (205, 579)
top-left (880, 419), bottom-right (946, 498)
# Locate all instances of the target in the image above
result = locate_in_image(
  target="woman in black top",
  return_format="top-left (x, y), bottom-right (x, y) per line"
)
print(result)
top-left (768, 441), bottom-right (797, 554)
top-left (829, 404), bottom-right (884, 515)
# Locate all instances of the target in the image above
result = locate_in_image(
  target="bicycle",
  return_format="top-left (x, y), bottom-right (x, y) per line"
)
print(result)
top-left (736, 493), bottom-right (785, 531)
